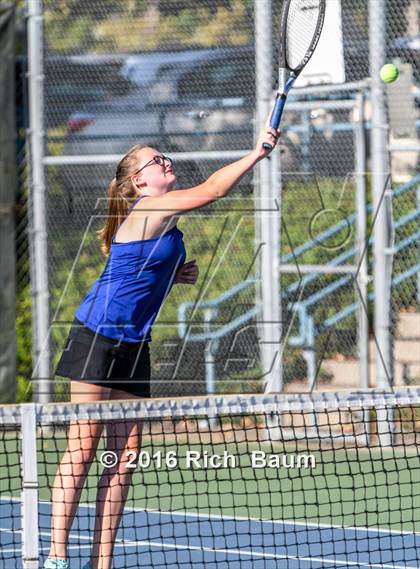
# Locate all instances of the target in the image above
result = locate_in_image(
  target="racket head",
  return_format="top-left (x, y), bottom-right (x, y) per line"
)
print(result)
top-left (278, 0), bottom-right (326, 74)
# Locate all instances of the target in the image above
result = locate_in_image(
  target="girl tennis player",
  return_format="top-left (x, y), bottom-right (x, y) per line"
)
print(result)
top-left (44, 125), bottom-right (280, 569)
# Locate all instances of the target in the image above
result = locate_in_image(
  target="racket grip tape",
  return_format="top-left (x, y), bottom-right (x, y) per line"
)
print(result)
top-left (262, 94), bottom-right (287, 150)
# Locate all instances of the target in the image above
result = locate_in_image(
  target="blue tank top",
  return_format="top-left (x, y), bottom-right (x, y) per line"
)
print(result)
top-left (75, 197), bottom-right (186, 343)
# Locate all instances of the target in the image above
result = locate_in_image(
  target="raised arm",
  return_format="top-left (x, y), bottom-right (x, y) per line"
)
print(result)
top-left (142, 126), bottom-right (281, 216)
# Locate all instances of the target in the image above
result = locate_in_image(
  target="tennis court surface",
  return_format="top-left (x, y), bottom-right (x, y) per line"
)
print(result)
top-left (1, 389), bottom-right (419, 568)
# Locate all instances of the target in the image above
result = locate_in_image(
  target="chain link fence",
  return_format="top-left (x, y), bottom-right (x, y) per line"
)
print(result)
top-left (16, 0), bottom-right (419, 401)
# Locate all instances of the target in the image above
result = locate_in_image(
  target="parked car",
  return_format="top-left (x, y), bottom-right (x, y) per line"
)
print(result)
top-left (343, 34), bottom-right (420, 84)
top-left (45, 54), bottom-right (133, 127)
top-left (58, 44), bottom-right (361, 203)
top-left (389, 34), bottom-right (420, 84)
top-left (121, 48), bottom-right (215, 87)
top-left (60, 47), bottom-right (258, 193)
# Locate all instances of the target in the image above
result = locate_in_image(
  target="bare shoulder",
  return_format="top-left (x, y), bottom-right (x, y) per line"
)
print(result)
top-left (135, 189), bottom-right (193, 209)
top-left (135, 184), bottom-right (219, 216)
top-left (133, 195), bottom-right (180, 227)
top-left (133, 192), bottom-right (180, 223)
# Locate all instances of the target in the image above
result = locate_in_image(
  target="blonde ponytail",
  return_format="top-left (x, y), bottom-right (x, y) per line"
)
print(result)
top-left (96, 178), bottom-right (127, 255)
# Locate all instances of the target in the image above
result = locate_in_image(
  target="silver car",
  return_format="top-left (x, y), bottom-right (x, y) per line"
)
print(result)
top-left (60, 47), bottom-right (256, 193)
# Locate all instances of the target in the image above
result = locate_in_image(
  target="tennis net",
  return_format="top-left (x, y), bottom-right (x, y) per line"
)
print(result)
top-left (1, 388), bottom-right (419, 569)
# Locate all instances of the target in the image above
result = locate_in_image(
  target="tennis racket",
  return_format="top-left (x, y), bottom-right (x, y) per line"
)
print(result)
top-left (263, 0), bottom-right (326, 150)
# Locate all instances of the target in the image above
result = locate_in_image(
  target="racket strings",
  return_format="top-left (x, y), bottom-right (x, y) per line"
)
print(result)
top-left (286, 0), bottom-right (322, 70)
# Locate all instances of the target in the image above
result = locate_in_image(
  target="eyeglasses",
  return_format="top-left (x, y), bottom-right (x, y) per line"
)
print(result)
top-left (133, 155), bottom-right (173, 176)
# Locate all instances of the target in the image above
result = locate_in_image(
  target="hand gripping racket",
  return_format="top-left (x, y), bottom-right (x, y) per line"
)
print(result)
top-left (263, 0), bottom-right (326, 150)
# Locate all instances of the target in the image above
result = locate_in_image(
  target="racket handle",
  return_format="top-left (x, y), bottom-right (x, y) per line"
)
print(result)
top-left (262, 142), bottom-right (274, 150)
top-left (262, 94), bottom-right (287, 151)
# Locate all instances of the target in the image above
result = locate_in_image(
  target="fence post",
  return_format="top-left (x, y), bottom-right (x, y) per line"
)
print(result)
top-left (354, 92), bottom-right (370, 390)
top-left (255, 0), bottom-right (283, 393)
top-left (204, 308), bottom-right (217, 395)
top-left (27, 0), bottom-right (51, 402)
top-left (369, 0), bottom-right (393, 445)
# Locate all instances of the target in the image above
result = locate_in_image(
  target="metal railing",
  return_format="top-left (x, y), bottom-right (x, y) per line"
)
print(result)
top-left (178, 173), bottom-right (419, 393)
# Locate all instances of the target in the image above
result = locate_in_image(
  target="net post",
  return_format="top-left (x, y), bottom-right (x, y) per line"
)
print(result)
top-left (254, 0), bottom-right (283, 393)
top-left (21, 403), bottom-right (39, 569)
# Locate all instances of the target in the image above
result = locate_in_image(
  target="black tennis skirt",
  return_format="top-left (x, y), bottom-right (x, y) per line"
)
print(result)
top-left (55, 317), bottom-right (151, 397)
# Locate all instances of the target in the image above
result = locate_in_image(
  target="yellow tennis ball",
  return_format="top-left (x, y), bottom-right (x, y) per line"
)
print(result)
top-left (380, 64), bottom-right (399, 83)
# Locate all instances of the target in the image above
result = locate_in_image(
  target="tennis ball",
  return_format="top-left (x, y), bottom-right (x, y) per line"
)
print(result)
top-left (380, 63), bottom-right (399, 83)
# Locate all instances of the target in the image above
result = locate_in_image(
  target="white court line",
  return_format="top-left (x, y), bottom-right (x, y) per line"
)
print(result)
top-left (109, 506), bottom-right (420, 537)
top-left (2, 533), bottom-right (419, 569)
top-left (71, 536), bottom-right (420, 569)
top-left (0, 528), bottom-right (93, 541)
top-left (1, 526), bottom-right (418, 569)
top-left (0, 544), bottom-right (94, 554)
top-left (1, 495), bottom-right (419, 537)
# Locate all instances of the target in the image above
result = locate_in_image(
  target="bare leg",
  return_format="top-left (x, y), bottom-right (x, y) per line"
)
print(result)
top-left (90, 389), bottom-right (143, 569)
top-left (47, 381), bottom-right (110, 561)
